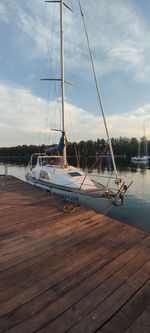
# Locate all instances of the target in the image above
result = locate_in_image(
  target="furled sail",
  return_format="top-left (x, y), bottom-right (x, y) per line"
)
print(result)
top-left (46, 134), bottom-right (65, 154)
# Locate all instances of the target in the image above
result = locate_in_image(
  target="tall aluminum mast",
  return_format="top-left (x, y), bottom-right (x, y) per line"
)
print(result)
top-left (60, 0), bottom-right (67, 166)
top-left (45, 0), bottom-right (69, 165)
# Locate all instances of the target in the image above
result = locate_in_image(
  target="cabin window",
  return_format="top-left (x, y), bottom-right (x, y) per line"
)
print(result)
top-left (40, 170), bottom-right (49, 180)
top-left (69, 172), bottom-right (82, 177)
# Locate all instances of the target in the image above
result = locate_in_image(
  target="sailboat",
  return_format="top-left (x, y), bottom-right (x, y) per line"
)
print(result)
top-left (26, 0), bottom-right (131, 214)
top-left (131, 127), bottom-right (149, 162)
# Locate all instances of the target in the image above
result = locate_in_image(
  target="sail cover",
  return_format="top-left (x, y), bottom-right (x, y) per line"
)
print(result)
top-left (46, 134), bottom-right (65, 154)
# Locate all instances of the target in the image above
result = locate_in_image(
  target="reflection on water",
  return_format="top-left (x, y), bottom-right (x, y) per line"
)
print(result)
top-left (0, 157), bottom-right (150, 233)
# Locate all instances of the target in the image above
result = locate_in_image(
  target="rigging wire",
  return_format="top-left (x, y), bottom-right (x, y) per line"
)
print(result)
top-left (44, 2), bottom-right (62, 145)
top-left (63, 2), bottom-right (81, 167)
top-left (36, 2), bottom-right (52, 149)
top-left (65, 102), bottom-right (80, 167)
top-left (77, 0), bottom-right (119, 182)
top-left (38, 3), bottom-right (46, 149)
top-left (74, 142), bottom-right (80, 168)
top-left (92, 145), bottom-right (108, 169)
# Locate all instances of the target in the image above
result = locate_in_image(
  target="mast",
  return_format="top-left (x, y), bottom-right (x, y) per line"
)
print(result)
top-left (60, 0), bottom-right (67, 166)
top-left (45, 1), bottom-right (72, 165)
top-left (143, 123), bottom-right (148, 155)
top-left (138, 139), bottom-right (141, 156)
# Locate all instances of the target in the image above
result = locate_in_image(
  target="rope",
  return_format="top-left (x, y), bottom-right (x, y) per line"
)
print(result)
top-left (62, 201), bottom-right (82, 213)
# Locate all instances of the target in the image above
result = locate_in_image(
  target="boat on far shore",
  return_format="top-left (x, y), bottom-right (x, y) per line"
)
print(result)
top-left (131, 155), bottom-right (149, 162)
top-left (131, 129), bottom-right (149, 162)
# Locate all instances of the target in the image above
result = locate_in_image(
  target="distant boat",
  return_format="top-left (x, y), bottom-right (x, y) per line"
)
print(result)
top-left (131, 128), bottom-right (149, 162)
top-left (26, 0), bottom-right (131, 214)
top-left (131, 155), bottom-right (149, 162)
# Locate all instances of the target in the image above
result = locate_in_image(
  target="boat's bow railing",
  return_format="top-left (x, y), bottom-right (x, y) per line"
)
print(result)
top-left (89, 173), bottom-right (133, 205)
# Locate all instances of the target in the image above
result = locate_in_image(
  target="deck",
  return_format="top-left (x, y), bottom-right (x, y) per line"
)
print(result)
top-left (0, 175), bottom-right (150, 333)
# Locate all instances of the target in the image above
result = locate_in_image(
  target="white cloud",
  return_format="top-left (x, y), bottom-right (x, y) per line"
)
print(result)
top-left (66, 101), bottom-right (150, 141)
top-left (80, 0), bottom-right (150, 82)
top-left (1, 82), bottom-right (149, 146)
top-left (0, 83), bottom-right (47, 145)
top-left (1, 0), bottom-right (150, 81)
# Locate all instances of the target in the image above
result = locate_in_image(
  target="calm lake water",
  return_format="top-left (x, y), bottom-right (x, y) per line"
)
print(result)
top-left (0, 159), bottom-right (150, 233)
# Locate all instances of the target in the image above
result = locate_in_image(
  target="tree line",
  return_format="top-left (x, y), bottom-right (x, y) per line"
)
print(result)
top-left (0, 136), bottom-right (149, 161)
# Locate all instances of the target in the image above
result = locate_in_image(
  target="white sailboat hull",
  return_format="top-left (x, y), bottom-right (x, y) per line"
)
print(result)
top-left (25, 154), bottom-right (124, 214)
top-left (131, 155), bottom-right (149, 162)
top-left (26, 177), bottom-right (115, 214)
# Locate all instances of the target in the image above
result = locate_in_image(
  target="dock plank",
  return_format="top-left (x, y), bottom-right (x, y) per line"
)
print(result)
top-left (124, 304), bottom-right (150, 333)
top-left (64, 263), bottom-right (149, 333)
top-left (0, 176), bottom-right (149, 333)
top-left (98, 280), bottom-right (150, 333)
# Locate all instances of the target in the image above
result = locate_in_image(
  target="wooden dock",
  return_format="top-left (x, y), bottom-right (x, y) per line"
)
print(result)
top-left (0, 175), bottom-right (149, 333)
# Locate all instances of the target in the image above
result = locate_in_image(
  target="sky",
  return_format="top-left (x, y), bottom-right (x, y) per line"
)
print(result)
top-left (0, 0), bottom-right (150, 146)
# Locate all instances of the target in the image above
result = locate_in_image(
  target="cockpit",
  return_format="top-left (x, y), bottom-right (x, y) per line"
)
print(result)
top-left (39, 156), bottom-right (64, 167)
top-left (28, 153), bottom-right (64, 169)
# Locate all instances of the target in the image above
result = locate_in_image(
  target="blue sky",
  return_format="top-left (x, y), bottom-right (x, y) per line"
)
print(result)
top-left (0, 0), bottom-right (150, 146)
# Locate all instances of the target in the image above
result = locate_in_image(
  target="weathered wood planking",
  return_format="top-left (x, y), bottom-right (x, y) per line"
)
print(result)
top-left (0, 175), bottom-right (149, 333)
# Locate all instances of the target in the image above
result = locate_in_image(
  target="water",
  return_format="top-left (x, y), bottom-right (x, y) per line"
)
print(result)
top-left (0, 159), bottom-right (150, 233)
top-left (107, 164), bottom-right (150, 234)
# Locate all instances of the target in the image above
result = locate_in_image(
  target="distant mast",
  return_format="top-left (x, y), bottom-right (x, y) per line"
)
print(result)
top-left (143, 123), bottom-right (148, 156)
